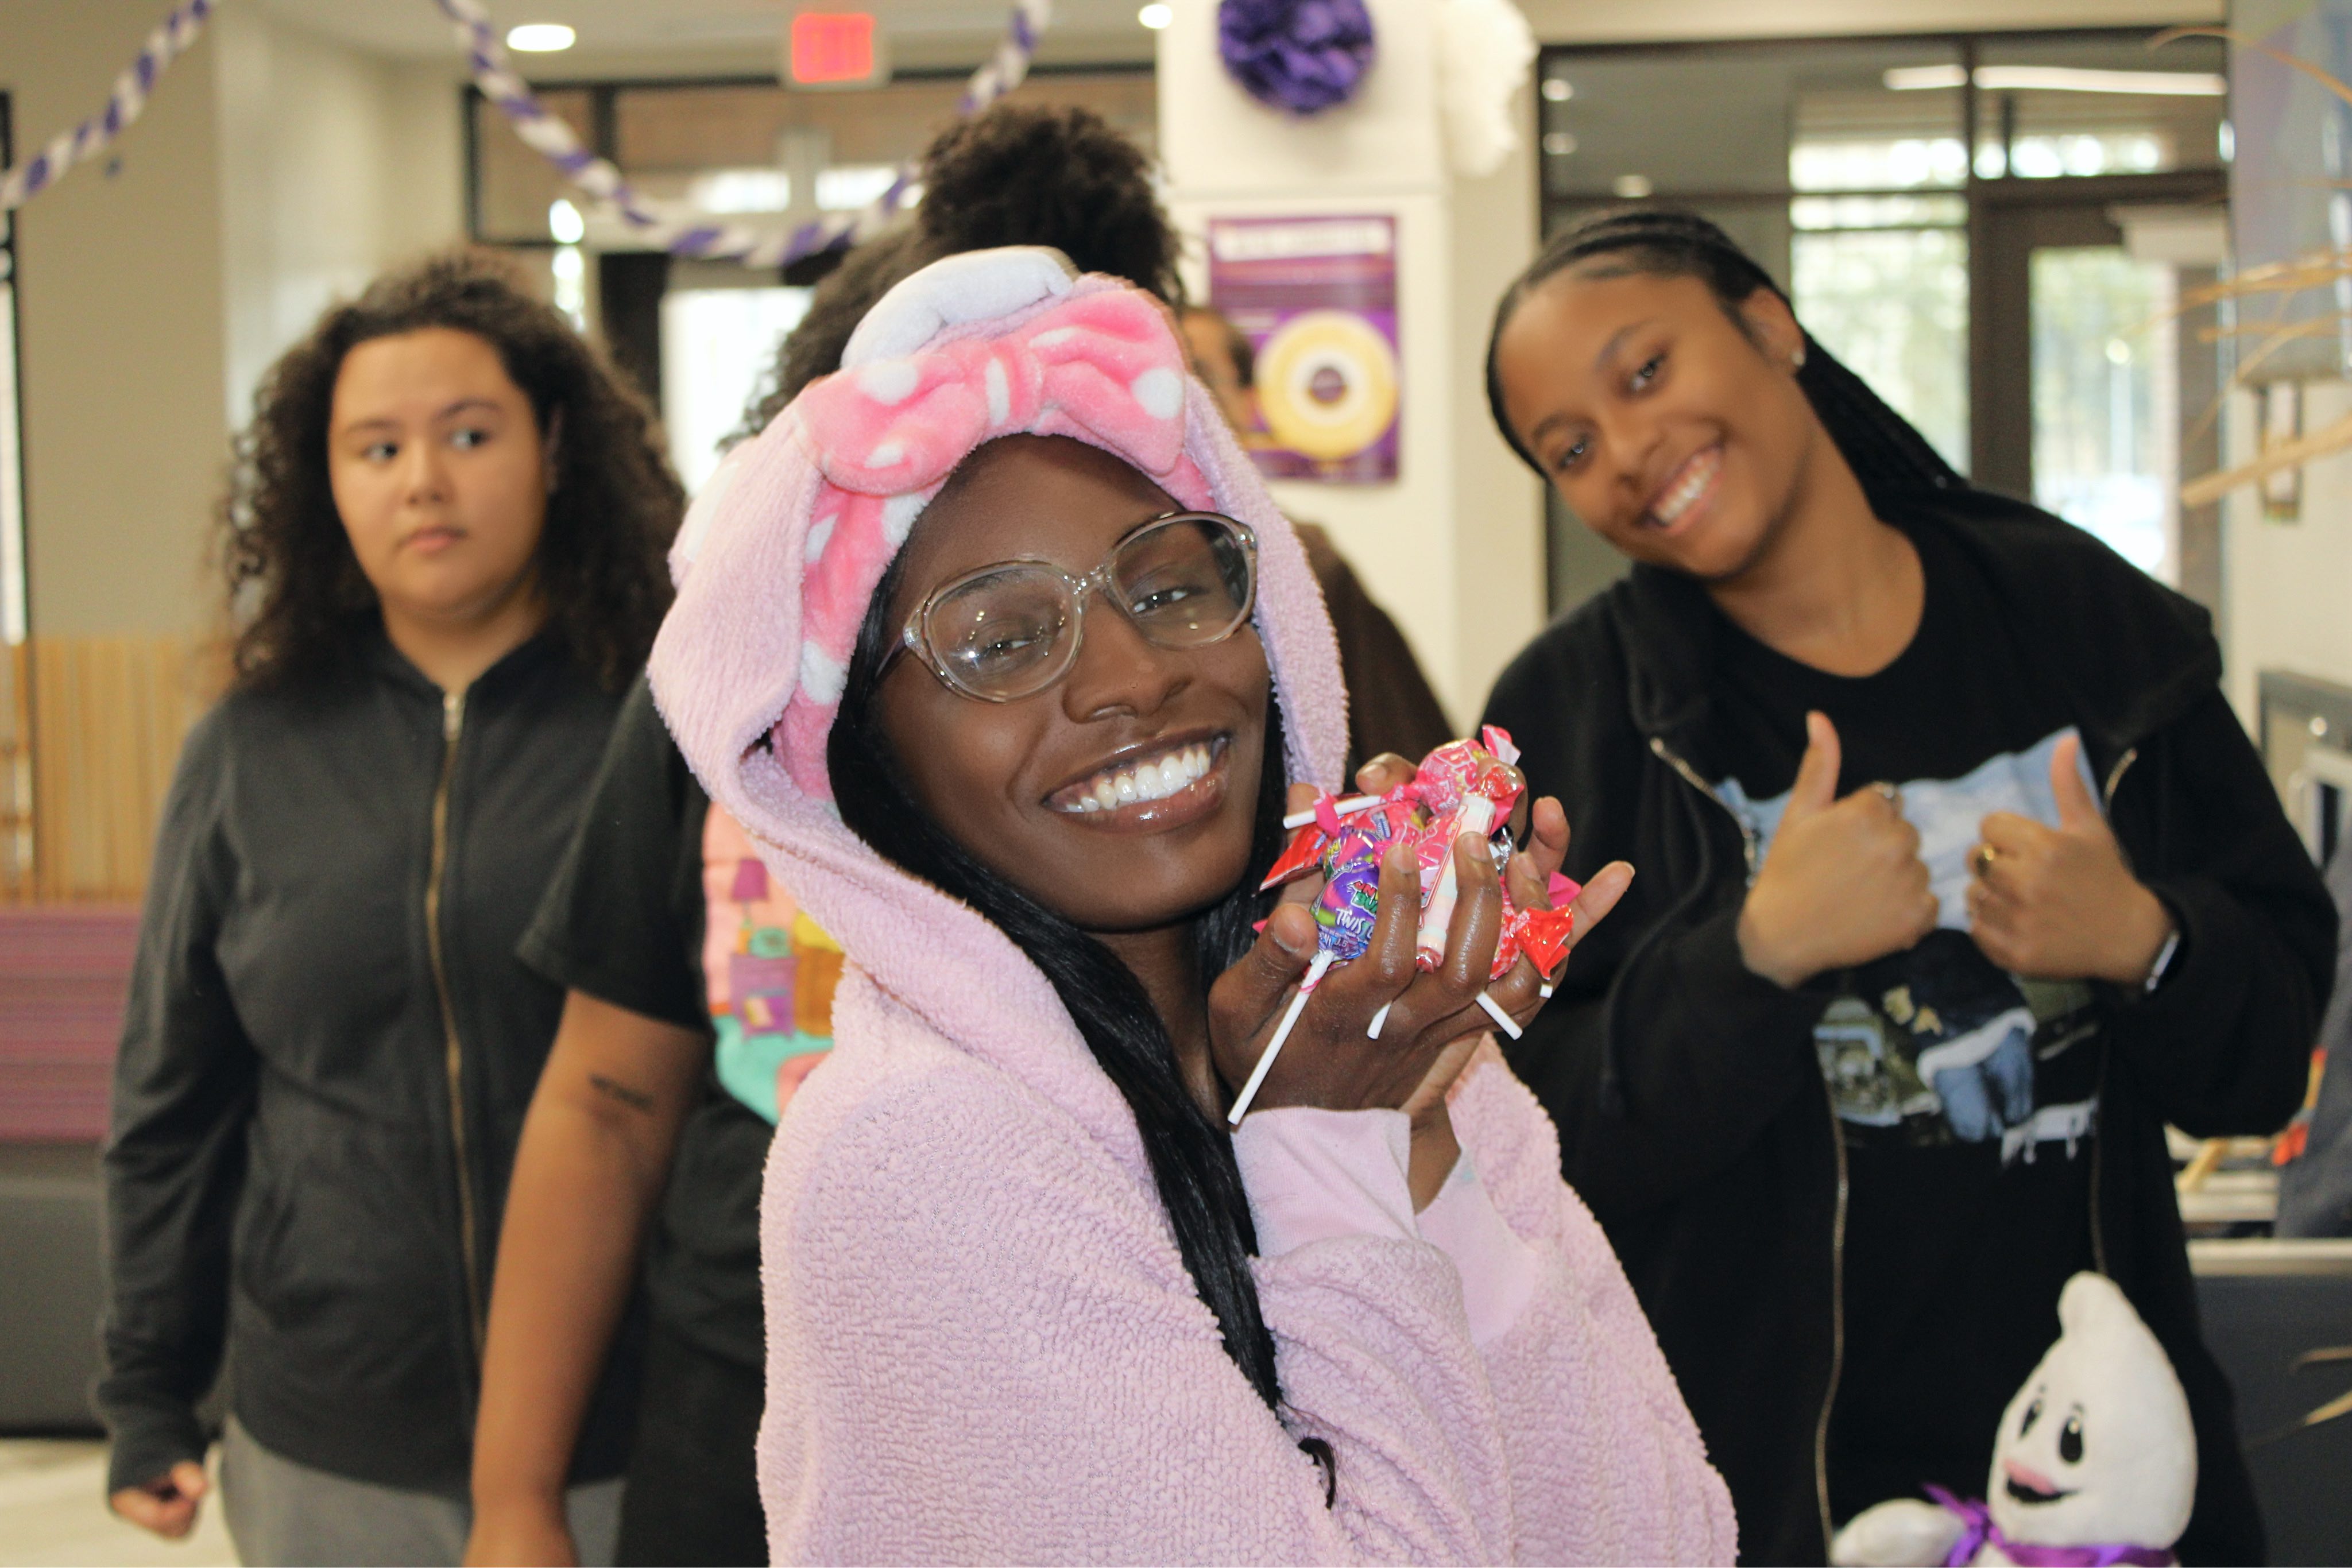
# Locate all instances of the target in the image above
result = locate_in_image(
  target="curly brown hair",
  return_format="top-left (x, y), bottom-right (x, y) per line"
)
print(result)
top-left (220, 249), bottom-right (683, 692)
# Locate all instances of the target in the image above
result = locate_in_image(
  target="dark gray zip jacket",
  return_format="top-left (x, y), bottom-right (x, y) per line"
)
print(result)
top-left (1483, 493), bottom-right (2334, 1566)
top-left (99, 631), bottom-right (639, 1497)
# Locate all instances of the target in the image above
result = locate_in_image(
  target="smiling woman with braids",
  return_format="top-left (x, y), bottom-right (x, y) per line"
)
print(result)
top-left (99, 250), bottom-right (680, 1567)
top-left (643, 245), bottom-right (1734, 1562)
top-left (1479, 208), bottom-right (2334, 1565)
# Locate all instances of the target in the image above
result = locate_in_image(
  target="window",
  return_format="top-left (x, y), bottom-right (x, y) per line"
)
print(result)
top-left (2030, 247), bottom-right (2177, 576)
top-left (660, 284), bottom-right (813, 493)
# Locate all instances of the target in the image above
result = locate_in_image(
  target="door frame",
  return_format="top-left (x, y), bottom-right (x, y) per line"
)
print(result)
top-left (1968, 168), bottom-right (2225, 501)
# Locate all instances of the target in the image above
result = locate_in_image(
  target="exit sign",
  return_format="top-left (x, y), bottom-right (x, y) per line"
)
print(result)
top-left (789, 12), bottom-right (882, 87)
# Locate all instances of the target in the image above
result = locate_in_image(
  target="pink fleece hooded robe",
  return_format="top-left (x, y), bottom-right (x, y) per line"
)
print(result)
top-left (648, 247), bottom-right (1737, 1565)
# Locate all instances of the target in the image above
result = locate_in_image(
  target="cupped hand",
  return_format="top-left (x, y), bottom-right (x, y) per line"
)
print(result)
top-left (1738, 712), bottom-right (1938, 989)
top-left (1967, 733), bottom-right (2172, 984)
top-left (1213, 757), bottom-right (1631, 1200)
top-left (110, 1460), bottom-right (208, 1540)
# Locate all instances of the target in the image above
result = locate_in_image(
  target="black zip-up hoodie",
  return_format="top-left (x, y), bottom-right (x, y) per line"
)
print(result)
top-left (99, 631), bottom-right (639, 1497)
top-left (1483, 492), bottom-right (2334, 1566)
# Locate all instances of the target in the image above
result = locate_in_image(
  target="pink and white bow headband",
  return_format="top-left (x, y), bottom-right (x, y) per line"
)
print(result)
top-left (676, 247), bottom-right (1217, 802)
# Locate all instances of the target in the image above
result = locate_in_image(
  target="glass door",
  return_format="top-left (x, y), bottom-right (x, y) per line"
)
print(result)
top-left (1974, 180), bottom-right (2225, 594)
top-left (2030, 243), bottom-right (2177, 579)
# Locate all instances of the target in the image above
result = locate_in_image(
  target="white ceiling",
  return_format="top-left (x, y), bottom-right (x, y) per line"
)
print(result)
top-left (254, 0), bottom-right (1156, 68)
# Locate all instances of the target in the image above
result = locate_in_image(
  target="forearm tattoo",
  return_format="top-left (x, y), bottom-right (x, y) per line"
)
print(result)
top-left (589, 1073), bottom-right (656, 1114)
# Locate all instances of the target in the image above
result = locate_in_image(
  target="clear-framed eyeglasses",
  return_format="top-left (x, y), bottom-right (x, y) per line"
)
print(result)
top-left (878, 510), bottom-right (1259, 703)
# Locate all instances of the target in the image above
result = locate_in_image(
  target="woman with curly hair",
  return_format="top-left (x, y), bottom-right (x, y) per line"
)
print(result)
top-left (98, 250), bottom-right (683, 1567)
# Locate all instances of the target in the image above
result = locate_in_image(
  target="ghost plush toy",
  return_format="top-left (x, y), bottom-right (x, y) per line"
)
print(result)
top-left (1829, 1272), bottom-right (2196, 1567)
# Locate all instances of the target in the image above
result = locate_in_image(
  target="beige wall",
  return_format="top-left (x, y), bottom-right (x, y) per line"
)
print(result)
top-left (1446, 127), bottom-right (1542, 726)
top-left (3, 0), bottom-right (231, 638)
top-left (214, 7), bottom-right (466, 428)
top-left (1, 2), bottom-right (466, 644)
top-left (2223, 384), bottom-right (2352, 722)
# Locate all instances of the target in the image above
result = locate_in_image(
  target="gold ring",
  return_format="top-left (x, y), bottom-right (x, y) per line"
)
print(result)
top-left (1972, 844), bottom-right (1997, 878)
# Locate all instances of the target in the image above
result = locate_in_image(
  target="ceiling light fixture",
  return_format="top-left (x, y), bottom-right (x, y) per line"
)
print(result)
top-left (506, 22), bottom-right (577, 53)
top-left (1138, 3), bottom-right (1173, 28)
top-left (1541, 78), bottom-right (1573, 102)
top-left (1883, 64), bottom-right (2226, 95)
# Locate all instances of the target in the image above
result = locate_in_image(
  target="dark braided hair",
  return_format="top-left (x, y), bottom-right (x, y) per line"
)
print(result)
top-left (1484, 207), bottom-right (1962, 517)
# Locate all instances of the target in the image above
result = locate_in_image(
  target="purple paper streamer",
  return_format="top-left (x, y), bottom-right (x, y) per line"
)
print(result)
top-left (0, 0), bottom-right (215, 213)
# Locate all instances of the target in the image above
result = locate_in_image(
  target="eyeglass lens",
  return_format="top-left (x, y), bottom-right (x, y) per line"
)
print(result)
top-left (926, 515), bottom-right (1253, 699)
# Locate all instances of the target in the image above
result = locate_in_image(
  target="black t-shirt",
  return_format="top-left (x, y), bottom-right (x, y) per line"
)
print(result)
top-left (518, 679), bottom-right (772, 1373)
top-left (1704, 517), bottom-right (2105, 1521)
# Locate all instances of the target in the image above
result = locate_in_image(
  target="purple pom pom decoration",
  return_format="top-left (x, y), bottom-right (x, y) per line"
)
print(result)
top-left (1217, 0), bottom-right (1376, 117)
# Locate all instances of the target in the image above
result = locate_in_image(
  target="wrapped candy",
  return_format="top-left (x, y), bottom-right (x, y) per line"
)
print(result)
top-left (1228, 807), bottom-right (1394, 1122)
top-left (1229, 726), bottom-right (1580, 1124)
top-left (1407, 730), bottom-right (1527, 969)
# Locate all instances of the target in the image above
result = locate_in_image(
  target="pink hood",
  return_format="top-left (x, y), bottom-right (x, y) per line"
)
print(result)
top-left (649, 247), bottom-right (1346, 1167)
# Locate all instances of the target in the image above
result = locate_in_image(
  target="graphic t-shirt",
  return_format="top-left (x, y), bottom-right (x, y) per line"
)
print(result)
top-left (1703, 518), bottom-right (2105, 1524)
top-left (520, 680), bottom-right (835, 1372)
top-left (701, 806), bottom-right (839, 1123)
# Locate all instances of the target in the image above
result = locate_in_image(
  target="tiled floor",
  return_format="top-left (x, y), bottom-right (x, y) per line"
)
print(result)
top-left (0, 1439), bottom-right (235, 1567)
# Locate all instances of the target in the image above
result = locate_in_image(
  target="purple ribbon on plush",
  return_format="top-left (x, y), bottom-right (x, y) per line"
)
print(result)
top-left (1923, 1485), bottom-right (2176, 1567)
top-left (1216, 0), bottom-right (1375, 116)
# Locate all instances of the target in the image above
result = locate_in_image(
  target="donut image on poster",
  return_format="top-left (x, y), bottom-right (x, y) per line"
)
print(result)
top-left (1255, 310), bottom-right (1401, 464)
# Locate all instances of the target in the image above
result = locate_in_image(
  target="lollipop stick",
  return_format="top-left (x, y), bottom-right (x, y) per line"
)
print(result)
top-left (1475, 989), bottom-right (1523, 1040)
top-left (1282, 795), bottom-right (1383, 831)
top-left (1366, 1001), bottom-right (1392, 1039)
top-left (1227, 951), bottom-right (1334, 1125)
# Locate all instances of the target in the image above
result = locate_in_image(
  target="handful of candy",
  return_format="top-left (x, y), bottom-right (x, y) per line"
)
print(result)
top-left (1227, 726), bottom-right (1581, 1124)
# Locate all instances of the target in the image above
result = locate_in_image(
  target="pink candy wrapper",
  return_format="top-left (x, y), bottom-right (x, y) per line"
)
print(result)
top-left (1257, 726), bottom-right (1577, 988)
top-left (1230, 729), bottom-right (1576, 1122)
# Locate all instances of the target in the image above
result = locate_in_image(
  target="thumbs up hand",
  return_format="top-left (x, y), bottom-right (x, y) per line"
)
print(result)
top-left (1967, 732), bottom-right (2174, 984)
top-left (1737, 712), bottom-right (1940, 989)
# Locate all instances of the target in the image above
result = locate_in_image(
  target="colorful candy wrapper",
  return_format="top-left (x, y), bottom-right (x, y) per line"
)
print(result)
top-left (1233, 726), bottom-right (1573, 1117)
top-left (1530, 874), bottom-right (1580, 997)
top-left (1312, 852), bottom-right (1382, 961)
top-left (1262, 793), bottom-right (1390, 890)
top-left (1409, 735), bottom-right (1525, 969)
top-left (1228, 817), bottom-right (1390, 1124)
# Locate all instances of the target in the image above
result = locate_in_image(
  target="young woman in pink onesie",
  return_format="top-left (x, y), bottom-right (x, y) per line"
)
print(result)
top-left (647, 246), bottom-right (1738, 1564)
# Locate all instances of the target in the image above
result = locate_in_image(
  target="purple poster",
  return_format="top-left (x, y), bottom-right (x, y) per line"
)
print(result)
top-left (1206, 215), bottom-right (1400, 484)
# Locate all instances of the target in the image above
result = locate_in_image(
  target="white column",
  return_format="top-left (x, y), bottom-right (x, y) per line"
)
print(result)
top-left (1157, 0), bottom-right (1544, 728)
